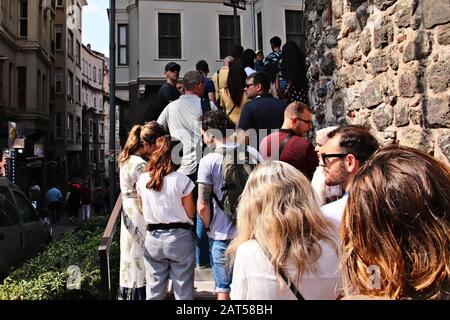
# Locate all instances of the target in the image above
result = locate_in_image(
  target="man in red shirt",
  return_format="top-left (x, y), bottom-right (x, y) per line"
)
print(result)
top-left (79, 182), bottom-right (92, 221)
top-left (259, 101), bottom-right (318, 180)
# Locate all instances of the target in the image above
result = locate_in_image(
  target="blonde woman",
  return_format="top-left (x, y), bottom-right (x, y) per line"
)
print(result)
top-left (227, 161), bottom-right (341, 300)
top-left (117, 122), bottom-right (165, 300)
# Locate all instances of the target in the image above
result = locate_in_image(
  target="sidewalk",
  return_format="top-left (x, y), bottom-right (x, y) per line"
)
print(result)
top-left (50, 214), bottom-right (79, 241)
top-left (165, 267), bottom-right (216, 300)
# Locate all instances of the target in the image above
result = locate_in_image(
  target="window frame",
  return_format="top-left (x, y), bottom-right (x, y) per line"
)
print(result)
top-left (18, 0), bottom-right (28, 38)
top-left (158, 13), bottom-right (181, 59)
top-left (118, 24), bottom-right (129, 66)
top-left (218, 14), bottom-right (241, 60)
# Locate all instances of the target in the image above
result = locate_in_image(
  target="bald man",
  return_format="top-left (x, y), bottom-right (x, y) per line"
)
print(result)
top-left (259, 101), bottom-right (319, 180)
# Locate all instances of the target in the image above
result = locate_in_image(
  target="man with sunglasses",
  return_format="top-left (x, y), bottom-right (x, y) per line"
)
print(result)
top-left (320, 125), bottom-right (379, 230)
top-left (159, 62), bottom-right (181, 102)
top-left (259, 101), bottom-right (318, 180)
top-left (237, 72), bottom-right (287, 146)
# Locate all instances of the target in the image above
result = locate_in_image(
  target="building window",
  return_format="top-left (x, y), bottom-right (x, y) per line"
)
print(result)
top-left (19, 0), bottom-right (28, 38)
top-left (75, 78), bottom-right (80, 102)
top-left (257, 12), bottom-right (263, 52)
top-left (76, 41), bottom-right (81, 66)
top-left (99, 123), bottom-right (104, 139)
top-left (75, 116), bottom-right (81, 143)
top-left (67, 71), bottom-right (73, 98)
top-left (67, 113), bottom-right (73, 141)
top-left (98, 69), bottom-right (102, 85)
top-left (56, 0), bottom-right (63, 6)
top-left (219, 15), bottom-right (241, 59)
top-left (55, 113), bottom-right (62, 138)
top-left (67, 29), bottom-right (73, 58)
top-left (0, 61), bottom-right (3, 104)
top-left (158, 13), bottom-right (181, 59)
top-left (93, 66), bottom-right (96, 82)
top-left (17, 66), bottom-right (26, 108)
top-left (55, 71), bottom-right (63, 94)
top-left (285, 10), bottom-right (305, 52)
top-left (37, 70), bottom-right (41, 110)
top-left (118, 24), bottom-right (128, 65)
top-left (55, 25), bottom-right (63, 50)
top-left (89, 120), bottom-right (93, 136)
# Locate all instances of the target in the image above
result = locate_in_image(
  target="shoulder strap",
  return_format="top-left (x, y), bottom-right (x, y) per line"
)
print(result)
top-left (279, 133), bottom-right (293, 157)
top-left (256, 239), bottom-right (305, 300)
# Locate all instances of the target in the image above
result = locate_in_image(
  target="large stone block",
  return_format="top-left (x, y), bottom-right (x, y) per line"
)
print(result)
top-left (362, 80), bottom-right (384, 108)
top-left (394, 0), bottom-right (413, 28)
top-left (325, 27), bottom-right (339, 48)
top-left (332, 0), bottom-right (344, 19)
top-left (373, 104), bottom-right (394, 131)
top-left (343, 42), bottom-right (362, 64)
top-left (360, 29), bottom-right (372, 56)
top-left (398, 72), bottom-right (419, 97)
top-left (425, 97), bottom-right (450, 128)
top-left (395, 101), bottom-right (410, 127)
top-left (437, 24), bottom-right (450, 46)
top-left (341, 13), bottom-right (358, 37)
top-left (374, 0), bottom-right (396, 11)
top-left (388, 45), bottom-right (399, 70)
top-left (427, 60), bottom-right (450, 93)
top-left (320, 53), bottom-right (336, 76)
top-left (367, 50), bottom-right (389, 75)
top-left (422, 0), bottom-right (450, 29)
top-left (374, 16), bottom-right (394, 49)
top-left (402, 32), bottom-right (432, 63)
top-left (398, 127), bottom-right (432, 153)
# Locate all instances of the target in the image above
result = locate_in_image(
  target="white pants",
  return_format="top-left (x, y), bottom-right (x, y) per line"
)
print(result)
top-left (81, 204), bottom-right (91, 220)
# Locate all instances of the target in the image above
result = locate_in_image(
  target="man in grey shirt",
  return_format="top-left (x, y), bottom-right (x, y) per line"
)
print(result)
top-left (157, 70), bottom-right (217, 268)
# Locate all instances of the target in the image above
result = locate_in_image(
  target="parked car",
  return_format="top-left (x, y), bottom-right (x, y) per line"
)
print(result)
top-left (0, 178), bottom-right (51, 278)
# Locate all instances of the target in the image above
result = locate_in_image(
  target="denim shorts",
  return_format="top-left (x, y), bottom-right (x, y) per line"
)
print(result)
top-left (210, 239), bottom-right (232, 293)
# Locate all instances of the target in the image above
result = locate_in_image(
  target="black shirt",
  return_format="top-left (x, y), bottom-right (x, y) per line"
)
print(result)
top-left (159, 82), bottom-right (180, 102)
top-left (237, 93), bottom-right (288, 143)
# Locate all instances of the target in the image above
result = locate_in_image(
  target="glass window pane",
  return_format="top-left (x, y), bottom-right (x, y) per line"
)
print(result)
top-left (13, 192), bottom-right (37, 223)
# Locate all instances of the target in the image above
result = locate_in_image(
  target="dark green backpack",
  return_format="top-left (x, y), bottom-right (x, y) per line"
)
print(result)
top-left (212, 145), bottom-right (258, 223)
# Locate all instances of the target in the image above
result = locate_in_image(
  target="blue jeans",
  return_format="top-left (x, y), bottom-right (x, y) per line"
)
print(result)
top-left (187, 171), bottom-right (210, 267)
top-left (210, 239), bottom-right (232, 293)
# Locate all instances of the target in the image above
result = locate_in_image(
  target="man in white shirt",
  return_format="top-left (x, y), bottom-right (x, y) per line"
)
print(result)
top-left (320, 126), bottom-right (379, 230)
top-left (157, 70), bottom-right (217, 269)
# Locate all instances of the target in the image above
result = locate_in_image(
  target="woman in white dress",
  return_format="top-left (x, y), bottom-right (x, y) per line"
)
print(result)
top-left (117, 122), bottom-right (165, 300)
top-left (227, 161), bottom-right (342, 300)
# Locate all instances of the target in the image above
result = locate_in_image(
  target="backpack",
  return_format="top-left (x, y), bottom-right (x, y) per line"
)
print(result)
top-left (212, 145), bottom-right (258, 223)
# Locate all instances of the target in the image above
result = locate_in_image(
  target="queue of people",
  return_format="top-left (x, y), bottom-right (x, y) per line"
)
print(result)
top-left (115, 36), bottom-right (450, 301)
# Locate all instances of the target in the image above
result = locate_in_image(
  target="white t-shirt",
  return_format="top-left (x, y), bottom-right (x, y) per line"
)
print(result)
top-left (136, 171), bottom-right (195, 225)
top-left (321, 193), bottom-right (348, 232)
top-left (197, 143), bottom-right (263, 240)
top-left (230, 239), bottom-right (341, 300)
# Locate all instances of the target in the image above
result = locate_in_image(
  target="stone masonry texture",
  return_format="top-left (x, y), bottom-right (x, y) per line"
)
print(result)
top-left (305, 0), bottom-right (450, 165)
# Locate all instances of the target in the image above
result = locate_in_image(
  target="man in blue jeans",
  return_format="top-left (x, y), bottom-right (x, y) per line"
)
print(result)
top-left (197, 111), bottom-right (262, 299)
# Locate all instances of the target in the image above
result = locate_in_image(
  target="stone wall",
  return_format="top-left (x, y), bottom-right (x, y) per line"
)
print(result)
top-left (305, 0), bottom-right (450, 164)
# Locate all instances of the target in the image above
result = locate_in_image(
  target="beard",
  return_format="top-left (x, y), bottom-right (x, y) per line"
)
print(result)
top-left (324, 161), bottom-right (347, 187)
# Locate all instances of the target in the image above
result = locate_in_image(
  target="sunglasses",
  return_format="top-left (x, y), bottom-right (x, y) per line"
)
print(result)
top-left (319, 153), bottom-right (350, 165)
top-left (292, 117), bottom-right (313, 125)
top-left (245, 82), bottom-right (257, 88)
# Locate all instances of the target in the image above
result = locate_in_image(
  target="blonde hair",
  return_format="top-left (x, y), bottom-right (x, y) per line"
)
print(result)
top-left (226, 161), bottom-right (337, 287)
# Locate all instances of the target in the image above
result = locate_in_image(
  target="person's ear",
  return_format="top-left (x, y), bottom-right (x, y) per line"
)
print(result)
top-left (345, 154), bottom-right (359, 173)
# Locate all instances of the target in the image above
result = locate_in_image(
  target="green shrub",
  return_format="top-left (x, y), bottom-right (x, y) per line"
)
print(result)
top-left (0, 216), bottom-right (120, 300)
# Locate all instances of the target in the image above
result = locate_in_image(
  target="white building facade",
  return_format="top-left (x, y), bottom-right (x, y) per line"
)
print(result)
top-left (114, 0), bottom-right (305, 140)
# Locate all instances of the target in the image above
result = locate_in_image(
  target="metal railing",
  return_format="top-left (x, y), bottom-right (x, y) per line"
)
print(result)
top-left (98, 193), bottom-right (122, 300)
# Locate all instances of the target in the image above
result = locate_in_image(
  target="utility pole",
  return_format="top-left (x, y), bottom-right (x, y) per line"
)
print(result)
top-left (224, 1), bottom-right (247, 47)
top-left (109, 0), bottom-right (116, 213)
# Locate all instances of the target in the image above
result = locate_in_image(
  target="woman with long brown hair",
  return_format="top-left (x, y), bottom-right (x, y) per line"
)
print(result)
top-left (117, 122), bottom-right (165, 300)
top-left (136, 136), bottom-right (196, 300)
top-left (342, 145), bottom-right (450, 300)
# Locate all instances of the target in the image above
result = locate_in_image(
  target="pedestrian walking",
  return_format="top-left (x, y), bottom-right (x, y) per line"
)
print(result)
top-left (117, 122), bottom-right (166, 300)
top-left (137, 137), bottom-right (196, 300)
top-left (46, 184), bottom-right (63, 225)
top-left (80, 182), bottom-right (92, 221)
